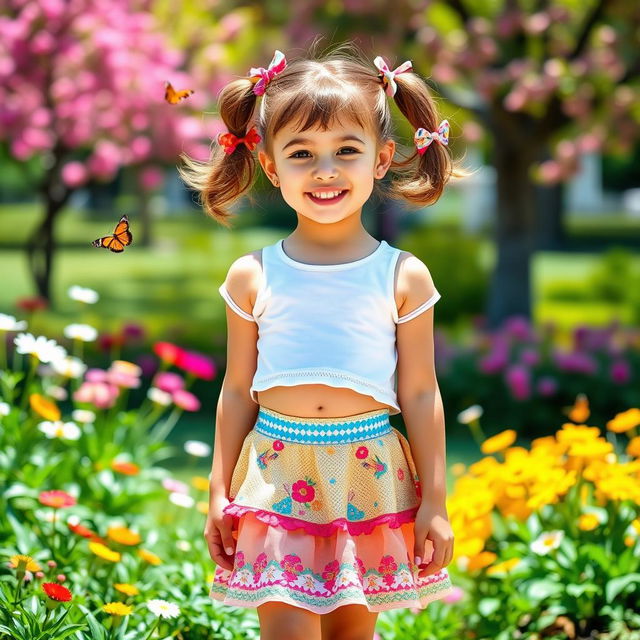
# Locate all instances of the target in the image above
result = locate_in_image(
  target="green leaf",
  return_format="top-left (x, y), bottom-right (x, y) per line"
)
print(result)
top-left (525, 579), bottom-right (564, 601)
top-left (605, 573), bottom-right (640, 603)
top-left (478, 597), bottom-right (501, 616)
top-left (76, 606), bottom-right (107, 640)
top-left (566, 583), bottom-right (600, 597)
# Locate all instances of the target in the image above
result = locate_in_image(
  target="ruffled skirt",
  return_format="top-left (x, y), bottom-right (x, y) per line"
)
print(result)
top-left (210, 406), bottom-right (454, 614)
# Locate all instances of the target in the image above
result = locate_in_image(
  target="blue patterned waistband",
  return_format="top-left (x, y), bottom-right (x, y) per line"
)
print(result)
top-left (254, 406), bottom-right (392, 444)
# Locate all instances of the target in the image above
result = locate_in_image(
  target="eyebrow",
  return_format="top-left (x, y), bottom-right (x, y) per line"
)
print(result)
top-left (281, 135), bottom-right (365, 152)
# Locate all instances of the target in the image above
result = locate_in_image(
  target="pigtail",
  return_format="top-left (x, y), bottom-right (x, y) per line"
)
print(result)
top-left (177, 78), bottom-right (259, 228)
top-left (391, 73), bottom-right (468, 207)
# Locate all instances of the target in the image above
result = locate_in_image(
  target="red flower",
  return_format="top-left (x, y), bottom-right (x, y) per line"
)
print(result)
top-left (16, 296), bottom-right (49, 312)
top-left (355, 446), bottom-right (369, 459)
top-left (111, 461), bottom-right (140, 476)
top-left (42, 582), bottom-right (72, 602)
top-left (39, 490), bottom-right (76, 508)
top-left (272, 440), bottom-right (284, 451)
top-left (68, 522), bottom-right (96, 538)
top-left (175, 350), bottom-right (216, 380)
top-left (153, 342), bottom-right (184, 365)
top-left (291, 480), bottom-right (315, 503)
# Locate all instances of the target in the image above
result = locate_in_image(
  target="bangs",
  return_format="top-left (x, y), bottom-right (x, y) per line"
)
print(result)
top-left (268, 84), bottom-right (377, 139)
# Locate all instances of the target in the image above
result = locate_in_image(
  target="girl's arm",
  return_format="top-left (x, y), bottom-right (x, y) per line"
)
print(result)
top-left (209, 255), bottom-right (261, 500)
top-left (395, 255), bottom-right (447, 507)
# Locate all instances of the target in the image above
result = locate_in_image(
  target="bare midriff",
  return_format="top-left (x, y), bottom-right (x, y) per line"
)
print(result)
top-left (256, 384), bottom-right (392, 418)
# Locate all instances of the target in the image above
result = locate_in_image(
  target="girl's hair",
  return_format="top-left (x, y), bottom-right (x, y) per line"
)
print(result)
top-left (178, 41), bottom-right (471, 227)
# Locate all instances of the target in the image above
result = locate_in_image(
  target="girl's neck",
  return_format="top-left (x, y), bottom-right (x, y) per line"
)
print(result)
top-left (284, 229), bottom-right (379, 264)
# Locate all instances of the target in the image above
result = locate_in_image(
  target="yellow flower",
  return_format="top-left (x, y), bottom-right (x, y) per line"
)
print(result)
top-left (114, 583), bottom-right (139, 596)
top-left (107, 526), bottom-right (141, 546)
top-left (486, 557), bottom-right (521, 575)
top-left (196, 501), bottom-right (209, 514)
top-left (627, 436), bottom-right (640, 458)
top-left (102, 602), bottom-right (133, 616)
top-left (110, 360), bottom-right (142, 377)
top-left (568, 393), bottom-right (590, 423)
top-left (30, 394), bottom-right (60, 421)
top-left (481, 429), bottom-right (517, 455)
top-left (9, 554), bottom-right (41, 572)
top-left (467, 551), bottom-right (497, 571)
top-left (607, 408), bottom-right (640, 434)
top-left (451, 462), bottom-right (466, 477)
top-left (89, 541), bottom-right (121, 563)
top-left (137, 549), bottom-right (162, 565)
top-left (624, 536), bottom-right (636, 547)
top-left (578, 513), bottom-right (600, 531)
top-left (191, 476), bottom-right (210, 492)
top-left (631, 518), bottom-right (640, 535)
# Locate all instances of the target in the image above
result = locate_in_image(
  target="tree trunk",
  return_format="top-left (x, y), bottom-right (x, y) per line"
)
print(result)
top-left (486, 140), bottom-right (538, 329)
top-left (25, 190), bottom-right (71, 305)
top-left (26, 143), bottom-right (72, 306)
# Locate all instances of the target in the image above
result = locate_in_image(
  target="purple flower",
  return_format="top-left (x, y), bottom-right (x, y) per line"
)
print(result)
top-left (610, 359), bottom-right (631, 385)
top-left (504, 364), bottom-right (531, 401)
top-left (520, 347), bottom-right (540, 367)
top-left (536, 376), bottom-right (558, 396)
top-left (503, 315), bottom-right (532, 342)
top-left (552, 350), bottom-right (598, 375)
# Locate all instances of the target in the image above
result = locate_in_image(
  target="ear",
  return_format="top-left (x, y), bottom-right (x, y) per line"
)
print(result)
top-left (258, 150), bottom-right (278, 184)
top-left (374, 138), bottom-right (396, 180)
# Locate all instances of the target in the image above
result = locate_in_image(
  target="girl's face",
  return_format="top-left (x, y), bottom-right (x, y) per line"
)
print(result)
top-left (258, 118), bottom-right (395, 225)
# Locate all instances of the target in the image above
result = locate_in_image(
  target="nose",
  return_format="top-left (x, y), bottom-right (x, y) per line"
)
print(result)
top-left (312, 156), bottom-right (338, 181)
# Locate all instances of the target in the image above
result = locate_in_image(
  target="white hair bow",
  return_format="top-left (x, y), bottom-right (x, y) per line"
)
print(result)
top-left (373, 55), bottom-right (413, 97)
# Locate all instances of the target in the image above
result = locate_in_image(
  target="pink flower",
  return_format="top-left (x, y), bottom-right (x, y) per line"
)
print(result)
top-left (443, 585), bottom-right (465, 603)
top-left (72, 381), bottom-right (119, 409)
top-left (176, 350), bottom-right (216, 381)
top-left (61, 161), bottom-right (88, 188)
top-left (291, 480), bottom-right (315, 503)
top-left (355, 446), bottom-right (369, 459)
top-left (172, 389), bottom-right (200, 412)
top-left (139, 166), bottom-right (164, 191)
top-left (154, 372), bottom-right (185, 394)
top-left (162, 478), bottom-right (189, 494)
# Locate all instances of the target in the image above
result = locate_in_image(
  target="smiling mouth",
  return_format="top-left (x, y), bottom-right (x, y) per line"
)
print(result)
top-left (306, 190), bottom-right (349, 204)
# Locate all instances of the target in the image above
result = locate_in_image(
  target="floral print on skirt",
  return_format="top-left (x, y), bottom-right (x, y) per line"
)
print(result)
top-left (210, 406), bottom-right (454, 613)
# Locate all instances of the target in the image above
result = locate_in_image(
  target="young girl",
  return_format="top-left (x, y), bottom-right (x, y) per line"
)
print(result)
top-left (179, 44), bottom-right (466, 639)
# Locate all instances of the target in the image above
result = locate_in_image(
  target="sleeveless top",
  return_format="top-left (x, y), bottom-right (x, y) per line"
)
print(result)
top-left (218, 238), bottom-right (441, 416)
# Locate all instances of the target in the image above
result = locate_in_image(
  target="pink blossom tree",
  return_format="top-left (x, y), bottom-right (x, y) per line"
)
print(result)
top-left (0, 0), bottom-right (221, 304)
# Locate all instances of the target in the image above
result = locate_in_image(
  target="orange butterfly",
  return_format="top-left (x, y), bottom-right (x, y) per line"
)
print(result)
top-left (91, 215), bottom-right (133, 253)
top-left (164, 80), bottom-right (194, 104)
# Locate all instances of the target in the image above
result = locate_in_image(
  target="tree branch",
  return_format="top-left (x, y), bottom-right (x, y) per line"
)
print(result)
top-left (569, 0), bottom-right (611, 60)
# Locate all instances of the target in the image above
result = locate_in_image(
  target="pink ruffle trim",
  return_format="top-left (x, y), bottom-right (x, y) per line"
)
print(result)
top-left (223, 502), bottom-right (419, 536)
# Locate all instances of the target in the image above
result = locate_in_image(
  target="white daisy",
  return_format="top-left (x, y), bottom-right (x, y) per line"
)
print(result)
top-left (184, 440), bottom-right (211, 457)
top-left (530, 530), bottom-right (564, 555)
top-left (68, 285), bottom-right (99, 304)
top-left (169, 492), bottom-right (195, 509)
top-left (38, 420), bottom-right (81, 440)
top-left (0, 314), bottom-right (27, 332)
top-left (176, 540), bottom-right (191, 552)
top-left (46, 385), bottom-right (68, 401)
top-left (147, 599), bottom-right (180, 619)
top-left (457, 404), bottom-right (484, 424)
top-left (51, 355), bottom-right (87, 379)
top-left (63, 323), bottom-right (98, 342)
top-left (0, 402), bottom-right (10, 417)
top-left (147, 387), bottom-right (172, 406)
top-left (72, 409), bottom-right (96, 424)
top-left (14, 333), bottom-right (67, 365)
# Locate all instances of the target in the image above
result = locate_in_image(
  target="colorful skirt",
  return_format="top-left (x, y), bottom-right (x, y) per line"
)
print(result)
top-left (210, 406), bottom-right (454, 614)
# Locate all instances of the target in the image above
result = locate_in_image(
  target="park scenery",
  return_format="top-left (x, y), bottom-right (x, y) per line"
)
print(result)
top-left (1, 1), bottom-right (640, 639)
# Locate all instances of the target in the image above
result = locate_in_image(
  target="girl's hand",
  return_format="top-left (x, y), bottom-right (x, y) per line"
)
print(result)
top-left (413, 501), bottom-right (454, 578)
top-left (204, 494), bottom-right (236, 571)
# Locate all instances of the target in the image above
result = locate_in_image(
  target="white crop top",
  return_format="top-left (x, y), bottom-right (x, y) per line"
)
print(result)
top-left (218, 238), bottom-right (441, 415)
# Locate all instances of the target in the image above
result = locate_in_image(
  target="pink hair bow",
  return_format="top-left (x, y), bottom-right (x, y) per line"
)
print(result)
top-left (373, 55), bottom-right (412, 97)
top-left (414, 120), bottom-right (450, 154)
top-left (248, 50), bottom-right (287, 96)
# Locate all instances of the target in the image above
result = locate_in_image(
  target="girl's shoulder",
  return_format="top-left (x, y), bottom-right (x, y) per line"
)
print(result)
top-left (222, 250), bottom-right (263, 314)
top-left (394, 251), bottom-right (438, 317)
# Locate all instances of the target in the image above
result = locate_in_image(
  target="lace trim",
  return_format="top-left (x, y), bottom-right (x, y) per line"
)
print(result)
top-left (223, 503), bottom-right (419, 536)
top-left (252, 369), bottom-right (391, 397)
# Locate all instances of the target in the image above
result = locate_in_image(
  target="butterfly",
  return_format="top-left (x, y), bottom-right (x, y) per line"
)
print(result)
top-left (164, 80), bottom-right (194, 104)
top-left (91, 215), bottom-right (133, 253)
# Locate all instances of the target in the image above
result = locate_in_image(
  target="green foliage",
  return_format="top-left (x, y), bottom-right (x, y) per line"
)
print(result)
top-left (396, 224), bottom-right (490, 324)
